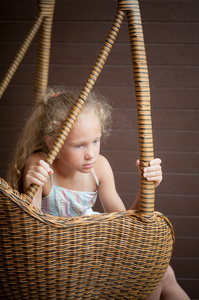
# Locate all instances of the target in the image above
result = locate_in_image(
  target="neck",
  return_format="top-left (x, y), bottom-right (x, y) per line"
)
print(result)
top-left (53, 158), bottom-right (77, 178)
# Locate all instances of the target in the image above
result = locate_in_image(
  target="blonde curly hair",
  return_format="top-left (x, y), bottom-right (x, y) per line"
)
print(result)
top-left (7, 87), bottom-right (112, 192)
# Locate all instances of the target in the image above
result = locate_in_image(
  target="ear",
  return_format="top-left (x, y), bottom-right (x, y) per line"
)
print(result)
top-left (45, 135), bottom-right (54, 149)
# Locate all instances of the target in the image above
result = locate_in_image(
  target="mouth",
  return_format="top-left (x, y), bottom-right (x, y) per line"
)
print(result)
top-left (83, 162), bottom-right (94, 169)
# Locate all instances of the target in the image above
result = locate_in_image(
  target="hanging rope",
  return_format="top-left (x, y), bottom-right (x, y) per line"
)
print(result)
top-left (27, 1), bottom-right (155, 217)
top-left (34, 0), bottom-right (56, 105)
top-left (0, 0), bottom-right (55, 101)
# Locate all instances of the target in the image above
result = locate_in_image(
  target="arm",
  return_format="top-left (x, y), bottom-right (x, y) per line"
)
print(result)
top-left (95, 155), bottom-right (126, 213)
top-left (96, 156), bottom-right (162, 213)
top-left (23, 153), bottom-right (53, 209)
top-left (129, 158), bottom-right (163, 210)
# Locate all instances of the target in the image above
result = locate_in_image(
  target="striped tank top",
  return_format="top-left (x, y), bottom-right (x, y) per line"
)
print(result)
top-left (41, 169), bottom-right (100, 217)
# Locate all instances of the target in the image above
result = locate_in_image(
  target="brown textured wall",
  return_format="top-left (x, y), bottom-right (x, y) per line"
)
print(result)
top-left (0, 0), bottom-right (199, 298)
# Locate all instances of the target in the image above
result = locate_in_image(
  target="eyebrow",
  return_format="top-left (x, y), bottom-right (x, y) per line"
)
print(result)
top-left (70, 135), bottom-right (102, 145)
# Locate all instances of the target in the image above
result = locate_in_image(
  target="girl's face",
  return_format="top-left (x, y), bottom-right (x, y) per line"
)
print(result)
top-left (56, 110), bottom-right (102, 174)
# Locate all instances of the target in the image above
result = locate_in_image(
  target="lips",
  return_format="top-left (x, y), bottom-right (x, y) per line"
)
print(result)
top-left (83, 163), bottom-right (94, 169)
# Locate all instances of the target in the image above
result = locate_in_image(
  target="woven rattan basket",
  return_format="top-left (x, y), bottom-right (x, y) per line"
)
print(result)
top-left (0, 1), bottom-right (175, 299)
top-left (0, 178), bottom-right (174, 299)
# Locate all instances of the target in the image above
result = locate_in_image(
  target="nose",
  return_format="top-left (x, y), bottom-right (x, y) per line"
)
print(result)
top-left (84, 146), bottom-right (95, 160)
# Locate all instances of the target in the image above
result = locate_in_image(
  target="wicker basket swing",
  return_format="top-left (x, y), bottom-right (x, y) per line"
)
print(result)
top-left (0, 0), bottom-right (175, 299)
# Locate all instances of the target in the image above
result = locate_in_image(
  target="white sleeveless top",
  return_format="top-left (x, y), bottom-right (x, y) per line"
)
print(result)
top-left (41, 169), bottom-right (100, 217)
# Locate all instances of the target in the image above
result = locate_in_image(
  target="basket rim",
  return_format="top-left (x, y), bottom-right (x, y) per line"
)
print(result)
top-left (0, 177), bottom-right (169, 229)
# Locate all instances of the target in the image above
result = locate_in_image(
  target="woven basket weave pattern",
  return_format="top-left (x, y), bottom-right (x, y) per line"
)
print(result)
top-left (0, 179), bottom-right (174, 299)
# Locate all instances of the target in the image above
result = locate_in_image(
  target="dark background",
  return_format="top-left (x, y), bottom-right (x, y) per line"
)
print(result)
top-left (0, 0), bottom-right (198, 298)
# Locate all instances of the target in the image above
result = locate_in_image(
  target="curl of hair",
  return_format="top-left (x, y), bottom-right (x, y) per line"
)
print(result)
top-left (7, 87), bottom-right (112, 191)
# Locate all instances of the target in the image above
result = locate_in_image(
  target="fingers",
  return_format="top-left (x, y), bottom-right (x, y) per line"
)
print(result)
top-left (135, 159), bottom-right (140, 173)
top-left (25, 160), bottom-right (53, 188)
top-left (136, 159), bottom-right (140, 167)
top-left (143, 158), bottom-right (162, 187)
top-left (136, 158), bottom-right (163, 188)
top-left (149, 158), bottom-right (162, 166)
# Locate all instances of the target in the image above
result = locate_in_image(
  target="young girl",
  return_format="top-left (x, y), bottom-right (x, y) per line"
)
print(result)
top-left (8, 87), bottom-right (162, 214)
top-left (7, 87), bottom-right (189, 300)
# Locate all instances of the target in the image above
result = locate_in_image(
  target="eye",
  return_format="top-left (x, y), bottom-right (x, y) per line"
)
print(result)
top-left (93, 138), bottom-right (100, 144)
top-left (74, 144), bottom-right (82, 149)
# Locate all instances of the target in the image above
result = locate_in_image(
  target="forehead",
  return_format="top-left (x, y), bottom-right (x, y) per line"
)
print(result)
top-left (67, 110), bottom-right (101, 142)
top-left (75, 110), bottom-right (101, 131)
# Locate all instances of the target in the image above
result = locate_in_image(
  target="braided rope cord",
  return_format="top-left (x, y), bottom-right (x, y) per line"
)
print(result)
top-left (122, 1), bottom-right (155, 216)
top-left (27, 1), bottom-right (155, 217)
top-left (1, 0), bottom-right (155, 216)
top-left (34, 0), bottom-right (56, 105)
top-left (0, 0), bottom-right (56, 101)
top-left (26, 9), bottom-right (125, 200)
top-left (0, 16), bottom-right (43, 99)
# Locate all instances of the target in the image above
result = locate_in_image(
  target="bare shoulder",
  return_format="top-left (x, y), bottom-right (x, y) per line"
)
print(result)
top-left (95, 154), bottom-right (112, 170)
top-left (94, 155), bottom-right (113, 181)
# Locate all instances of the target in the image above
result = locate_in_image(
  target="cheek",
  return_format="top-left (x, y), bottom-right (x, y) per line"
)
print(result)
top-left (96, 148), bottom-right (100, 156)
top-left (96, 143), bottom-right (101, 154)
top-left (64, 148), bottom-right (83, 161)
